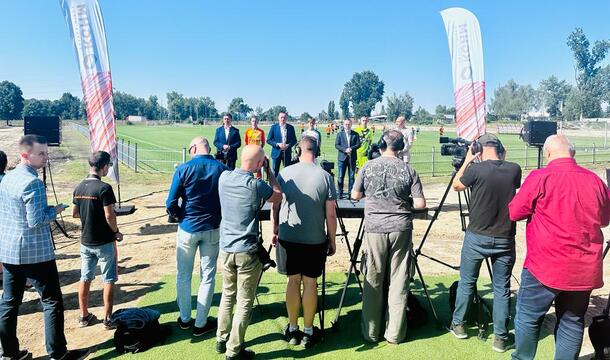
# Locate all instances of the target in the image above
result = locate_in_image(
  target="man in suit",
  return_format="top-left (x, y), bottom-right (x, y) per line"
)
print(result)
top-left (213, 113), bottom-right (241, 170)
top-left (266, 111), bottom-right (297, 176)
top-left (335, 118), bottom-right (361, 199)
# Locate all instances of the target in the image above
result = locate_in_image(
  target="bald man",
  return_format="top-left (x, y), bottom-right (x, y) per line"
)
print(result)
top-left (509, 135), bottom-right (610, 360)
top-left (166, 136), bottom-right (228, 337)
top-left (216, 145), bottom-right (281, 359)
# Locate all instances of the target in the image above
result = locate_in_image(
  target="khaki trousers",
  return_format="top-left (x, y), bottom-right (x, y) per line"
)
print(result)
top-left (360, 230), bottom-right (413, 343)
top-left (216, 251), bottom-right (262, 357)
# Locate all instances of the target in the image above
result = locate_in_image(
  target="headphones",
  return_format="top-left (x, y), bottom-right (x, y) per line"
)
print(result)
top-left (295, 136), bottom-right (320, 157)
top-left (472, 136), bottom-right (505, 156)
top-left (377, 130), bottom-right (405, 151)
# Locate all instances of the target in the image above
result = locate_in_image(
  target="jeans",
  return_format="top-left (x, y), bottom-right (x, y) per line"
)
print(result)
top-left (361, 231), bottom-right (413, 343)
top-left (80, 242), bottom-right (118, 283)
top-left (217, 251), bottom-right (262, 357)
top-left (272, 151), bottom-right (291, 177)
top-left (337, 158), bottom-right (355, 196)
top-left (0, 261), bottom-right (67, 359)
top-left (176, 227), bottom-right (219, 328)
top-left (512, 269), bottom-right (591, 360)
top-left (452, 231), bottom-right (515, 340)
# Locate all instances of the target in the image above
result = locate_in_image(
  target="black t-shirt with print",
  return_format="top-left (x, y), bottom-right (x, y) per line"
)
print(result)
top-left (73, 175), bottom-right (117, 246)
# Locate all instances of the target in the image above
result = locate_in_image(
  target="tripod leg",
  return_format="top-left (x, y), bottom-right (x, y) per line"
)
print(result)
top-left (412, 252), bottom-right (442, 327)
top-left (318, 265), bottom-right (326, 335)
top-left (332, 260), bottom-right (357, 329)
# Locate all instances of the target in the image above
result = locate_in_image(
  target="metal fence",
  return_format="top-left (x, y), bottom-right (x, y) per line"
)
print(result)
top-left (68, 122), bottom-right (610, 176)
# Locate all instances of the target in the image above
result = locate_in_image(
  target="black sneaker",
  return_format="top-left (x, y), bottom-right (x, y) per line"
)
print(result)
top-left (50, 348), bottom-right (91, 360)
top-left (492, 335), bottom-right (514, 353)
top-left (225, 348), bottom-right (255, 360)
top-left (283, 324), bottom-right (301, 345)
top-left (177, 316), bottom-right (193, 330)
top-left (193, 317), bottom-right (217, 337)
top-left (78, 313), bottom-right (95, 328)
top-left (449, 323), bottom-right (468, 339)
top-left (103, 319), bottom-right (116, 330)
top-left (1, 350), bottom-right (31, 360)
top-left (216, 340), bottom-right (227, 354)
top-left (301, 327), bottom-right (322, 348)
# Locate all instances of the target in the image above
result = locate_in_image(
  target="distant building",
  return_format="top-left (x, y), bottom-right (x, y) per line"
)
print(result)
top-left (127, 115), bottom-right (147, 122)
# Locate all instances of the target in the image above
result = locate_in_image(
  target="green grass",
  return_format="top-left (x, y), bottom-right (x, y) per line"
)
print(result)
top-left (116, 123), bottom-right (610, 176)
top-left (89, 272), bottom-right (556, 359)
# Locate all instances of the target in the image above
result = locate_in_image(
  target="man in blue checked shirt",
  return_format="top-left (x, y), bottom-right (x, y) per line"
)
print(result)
top-left (166, 136), bottom-right (228, 338)
top-left (0, 135), bottom-right (90, 360)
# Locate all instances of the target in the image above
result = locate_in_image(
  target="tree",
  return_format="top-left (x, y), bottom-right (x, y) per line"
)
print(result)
top-left (254, 106), bottom-right (264, 119)
top-left (538, 76), bottom-right (572, 118)
top-left (194, 97), bottom-right (218, 120)
top-left (566, 28), bottom-right (610, 118)
top-left (385, 92), bottom-right (414, 121)
top-left (339, 90), bottom-right (350, 119)
top-left (53, 92), bottom-right (83, 120)
top-left (166, 91), bottom-right (188, 121)
top-left (262, 105), bottom-right (288, 122)
top-left (327, 101), bottom-right (336, 120)
top-left (411, 107), bottom-right (433, 124)
top-left (227, 97), bottom-right (252, 121)
top-left (23, 99), bottom-right (54, 117)
top-left (299, 112), bottom-right (311, 123)
top-left (0, 81), bottom-right (24, 123)
top-left (113, 91), bottom-right (145, 120)
top-left (489, 80), bottom-right (536, 119)
top-left (318, 110), bottom-right (329, 122)
top-left (341, 70), bottom-right (385, 117)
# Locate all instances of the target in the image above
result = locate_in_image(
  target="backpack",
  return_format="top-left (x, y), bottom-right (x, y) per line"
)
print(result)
top-left (449, 281), bottom-right (493, 340)
top-left (588, 293), bottom-right (610, 360)
top-left (110, 308), bottom-right (171, 354)
top-left (406, 293), bottom-right (428, 329)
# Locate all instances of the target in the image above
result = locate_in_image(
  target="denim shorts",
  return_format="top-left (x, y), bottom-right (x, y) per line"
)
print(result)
top-left (80, 242), bottom-right (118, 283)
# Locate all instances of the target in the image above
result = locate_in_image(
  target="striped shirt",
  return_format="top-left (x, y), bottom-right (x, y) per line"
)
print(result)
top-left (0, 164), bottom-right (57, 264)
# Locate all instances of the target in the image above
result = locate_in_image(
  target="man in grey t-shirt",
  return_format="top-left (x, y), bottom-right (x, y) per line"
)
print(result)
top-left (217, 145), bottom-right (282, 359)
top-left (352, 129), bottom-right (426, 344)
top-left (271, 136), bottom-right (337, 347)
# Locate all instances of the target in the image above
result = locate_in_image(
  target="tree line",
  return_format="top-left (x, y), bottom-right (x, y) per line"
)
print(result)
top-left (0, 28), bottom-right (606, 125)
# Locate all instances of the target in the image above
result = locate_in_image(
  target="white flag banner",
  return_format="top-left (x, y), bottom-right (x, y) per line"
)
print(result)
top-left (61, 0), bottom-right (118, 182)
top-left (441, 7), bottom-right (486, 141)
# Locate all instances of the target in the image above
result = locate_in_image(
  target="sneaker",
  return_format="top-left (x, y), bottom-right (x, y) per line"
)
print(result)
top-left (215, 340), bottom-right (227, 354)
top-left (449, 323), bottom-right (468, 339)
top-left (50, 348), bottom-right (91, 360)
top-left (177, 316), bottom-right (193, 330)
top-left (301, 327), bottom-right (322, 348)
top-left (78, 313), bottom-right (95, 328)
top-left (103, 319), bottom-right (116, 330)
top-left (492, 336), bottom-right (514, 353)
top-left (1, 350), bottom-right (31, 360)
top-left (193, 317), bottom-right (217, 337)
top-left (283, 324), bottom-right (301, 345)
top-left (225, 348), bottom-right (255, 360)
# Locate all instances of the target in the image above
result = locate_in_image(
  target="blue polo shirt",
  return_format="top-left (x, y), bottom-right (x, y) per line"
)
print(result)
top-left (166, 155), bottom-right (228, 233)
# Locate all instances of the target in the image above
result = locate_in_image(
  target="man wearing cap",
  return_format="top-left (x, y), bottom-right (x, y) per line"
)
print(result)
top-left (449, 133), bottom-right (522, 353)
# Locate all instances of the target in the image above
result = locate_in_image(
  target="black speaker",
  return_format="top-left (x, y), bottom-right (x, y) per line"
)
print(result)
top-left (24, 116), bottom-right (61, 146)
top-left (522, 120), bottom-right (557, 146)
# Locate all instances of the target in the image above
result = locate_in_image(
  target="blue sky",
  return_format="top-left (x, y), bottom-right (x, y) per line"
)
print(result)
top-left (0, 1), bottom-right (608, 115)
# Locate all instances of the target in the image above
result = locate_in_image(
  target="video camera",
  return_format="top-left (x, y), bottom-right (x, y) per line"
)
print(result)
top-left (321, 160), bottom-right (335, 177)
top-left (439, 137), bottom-right (474, 169)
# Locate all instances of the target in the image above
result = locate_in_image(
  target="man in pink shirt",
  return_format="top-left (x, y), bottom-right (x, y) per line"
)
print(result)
top-left (509, 135), bottom-right (610, 360)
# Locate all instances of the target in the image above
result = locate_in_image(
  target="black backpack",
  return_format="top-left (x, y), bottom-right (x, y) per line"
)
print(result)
top-left (406, 293), bottom-right (428, 329)
top-left (449, 280), bottom-right (493, 340)
top-left (588, 293), bottom-right (610, 360)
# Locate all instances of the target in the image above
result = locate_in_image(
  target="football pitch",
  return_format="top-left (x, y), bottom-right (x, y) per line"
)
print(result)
top-left (115, 123), bottom-right (610, 176)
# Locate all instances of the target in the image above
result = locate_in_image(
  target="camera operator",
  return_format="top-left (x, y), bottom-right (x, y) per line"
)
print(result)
top-left (166, 137), bottom-right (227, 336)
top-left (509, 135), bottom-right (610, 360)
top-left (271, 136), bottom-right (337, 348)
top-left (335, 118), bottom-right (361, 199)
top-left (216, 145), bottom-right (282, 359)
top-left (351, 129), bottom-right (426, 344)
top-left (449, 133), bottom-right (521, 353)
top-left (213, 113), bottom-right (241, 170)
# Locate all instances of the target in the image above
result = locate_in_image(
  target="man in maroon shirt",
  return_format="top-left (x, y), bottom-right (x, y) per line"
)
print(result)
top-left (509, 135), bottom-right (610, 360)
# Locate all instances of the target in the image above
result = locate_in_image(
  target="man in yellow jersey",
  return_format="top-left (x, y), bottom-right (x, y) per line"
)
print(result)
top-left (244, 116), bottom-right (265, 178)
top-left (354, 116), bottom-right (374, 170)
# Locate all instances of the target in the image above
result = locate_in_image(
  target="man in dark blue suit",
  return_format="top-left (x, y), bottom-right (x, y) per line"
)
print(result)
top-left (335, 118), bottom-right (361, 198)
top-left (213, 113), bottom-right (241, 170)
top-left (266, 111), bottom-right (297, 176)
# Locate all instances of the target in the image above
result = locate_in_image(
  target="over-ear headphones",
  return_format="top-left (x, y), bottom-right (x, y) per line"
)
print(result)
top-left (472, 134), bottom-right (505, 155)
top-left (377, 130), bottom-right (405, 151)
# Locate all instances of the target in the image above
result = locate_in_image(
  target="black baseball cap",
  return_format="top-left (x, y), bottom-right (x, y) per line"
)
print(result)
top-left (477, 133), bottom-right (502, 147)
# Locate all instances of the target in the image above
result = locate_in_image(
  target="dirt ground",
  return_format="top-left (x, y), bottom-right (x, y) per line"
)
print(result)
top-left (0, 125), bottom-right (609, 359)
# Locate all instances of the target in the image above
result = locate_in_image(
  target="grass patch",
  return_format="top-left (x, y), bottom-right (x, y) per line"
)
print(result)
top-left (89, 272), bottom-right (555, 359)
